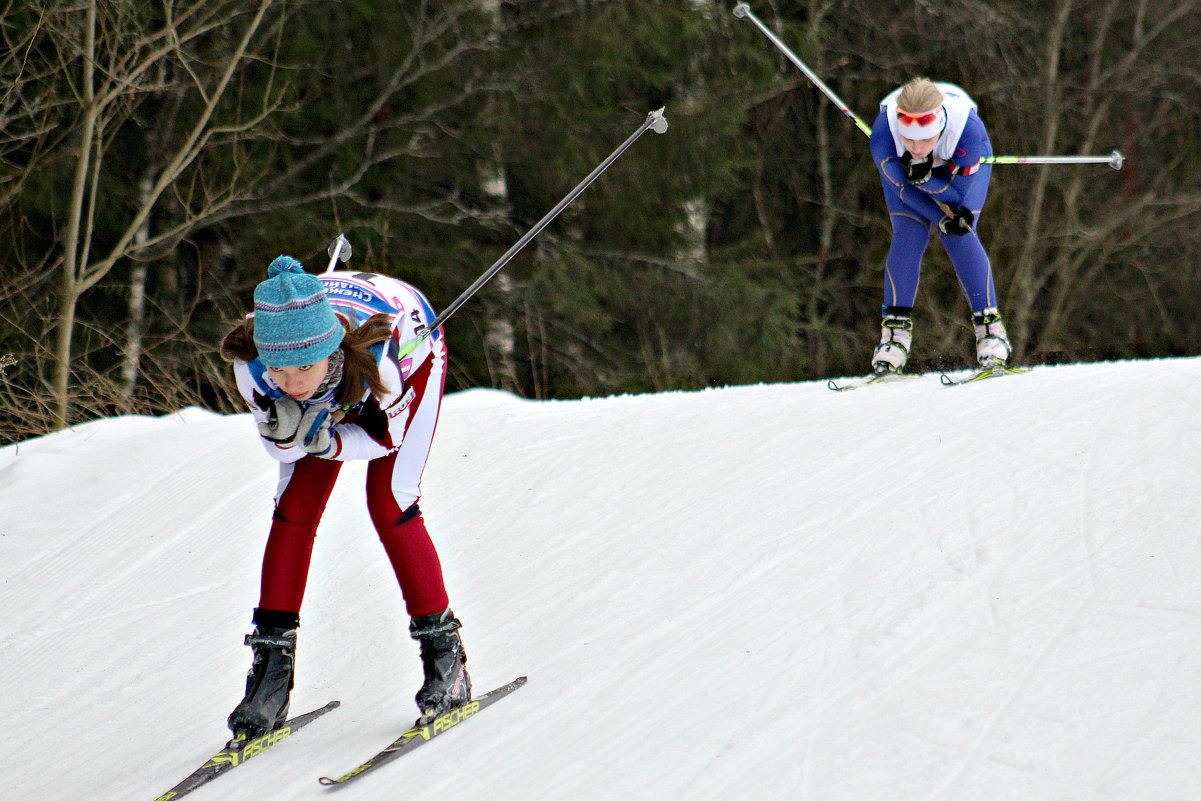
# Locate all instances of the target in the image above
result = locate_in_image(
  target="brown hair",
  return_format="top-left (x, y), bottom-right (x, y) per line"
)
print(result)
top-left (221, 313), bottom-right (395, 408)
top-left (896, 77), bottom-right (944, 114)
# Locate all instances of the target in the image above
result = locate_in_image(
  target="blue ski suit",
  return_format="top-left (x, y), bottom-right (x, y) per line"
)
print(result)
top-left (869, 83), bottom-right (999, 313)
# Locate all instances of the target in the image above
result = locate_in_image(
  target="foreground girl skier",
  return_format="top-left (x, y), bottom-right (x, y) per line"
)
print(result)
top-left (220, 256), bottom-right (469, 742)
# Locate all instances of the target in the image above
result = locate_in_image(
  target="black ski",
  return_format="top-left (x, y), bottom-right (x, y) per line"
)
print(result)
top-left (318, 676), bottom-right (527, 787)
top-left (828, 371), bottom-right (919, 392)
top-left (940, 364), bottom-right (1030, 386)
top-left (152, 701), bottom-right (339, 801)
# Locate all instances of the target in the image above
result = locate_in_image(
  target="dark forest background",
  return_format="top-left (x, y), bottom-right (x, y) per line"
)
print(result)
top-left (2, 0), bottom-right (1199, 444)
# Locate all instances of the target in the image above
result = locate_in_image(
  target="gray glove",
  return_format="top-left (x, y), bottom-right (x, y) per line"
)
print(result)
top-left (297, 404), bottom-right (336, 456)
top-left (257, 396), bottom-right (303, 443)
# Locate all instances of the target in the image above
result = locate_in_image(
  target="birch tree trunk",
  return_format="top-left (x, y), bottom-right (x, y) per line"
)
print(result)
top-left (50, 0), bottom-right (275, 427)
top-left (119, 171), bottom-right (154, 413)
top-left (52, 0), bottom-right (99, 428)
top-left (1006, 0), bottom-right (1072, 363)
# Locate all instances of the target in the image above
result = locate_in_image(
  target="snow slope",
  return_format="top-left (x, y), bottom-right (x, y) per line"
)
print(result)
top-left (3, 358), bottom-right (1201, 801)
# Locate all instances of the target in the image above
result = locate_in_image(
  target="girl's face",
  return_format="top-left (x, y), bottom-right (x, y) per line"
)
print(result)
top-left (901, 134), bottom-right (939, 159)
top-left (267, 358), bottom-right (330, 401)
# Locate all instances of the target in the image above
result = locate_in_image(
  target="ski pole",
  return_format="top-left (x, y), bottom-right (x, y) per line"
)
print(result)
top-left (318, 234), bottom-right (407, 368)
top-left (324, 233), bottom-right (352, 272)
top-left (983, 150), bottom-right (1124, 170)
top-left (411, 106), bottom-right (669, 347)
top-left (732, 3), bottom-right (1124, 170)
top-left (732, 3), bottom-right (871, 137)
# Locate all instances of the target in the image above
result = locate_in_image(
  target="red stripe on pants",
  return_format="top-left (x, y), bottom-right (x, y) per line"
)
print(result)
top-left (375, 502), bottom-right (450, 618)
top-left (258, 457), bottom-right (342, 614)
top-left (258, 454), bottom-right (450, 617)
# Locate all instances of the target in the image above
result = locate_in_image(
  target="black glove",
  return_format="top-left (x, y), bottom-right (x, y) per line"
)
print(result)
top-left (938, 205), bottom-right (975, 236)
top-left (900, 151), bottom-right (933, 185)
top-left (257, 396), bottom-right (303, 443)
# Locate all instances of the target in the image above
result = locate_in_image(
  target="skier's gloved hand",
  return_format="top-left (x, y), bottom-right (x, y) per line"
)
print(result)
top-left (258, 396), bottom-right (303, 444)
top-left (298, 404), bottom-right (336, 456)
top-left (901, 151), bottom-right (933, 185)
top-left (938, 205), bottom-right (975, 236)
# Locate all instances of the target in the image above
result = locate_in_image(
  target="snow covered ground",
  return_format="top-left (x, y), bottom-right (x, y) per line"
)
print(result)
top-left (3, 358), bottom-right (1201, 801)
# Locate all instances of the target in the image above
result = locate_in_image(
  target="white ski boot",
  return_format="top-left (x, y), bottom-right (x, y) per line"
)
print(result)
top-left (973, 307), bottom-right (1012, 367)
top-left (871, 313), bottom-right (913, 373)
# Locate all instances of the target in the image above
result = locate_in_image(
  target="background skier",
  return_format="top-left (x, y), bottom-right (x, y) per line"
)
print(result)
top-left (868, 77), bottom-right (1012, 374)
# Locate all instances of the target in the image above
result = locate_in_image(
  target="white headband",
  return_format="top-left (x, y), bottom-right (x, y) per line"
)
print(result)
top-left (896, 106), bottom-right (945, 140)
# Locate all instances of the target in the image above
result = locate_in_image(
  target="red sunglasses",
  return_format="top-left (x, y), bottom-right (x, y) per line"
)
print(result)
top-left (896, 109), bottom-right (939, 126)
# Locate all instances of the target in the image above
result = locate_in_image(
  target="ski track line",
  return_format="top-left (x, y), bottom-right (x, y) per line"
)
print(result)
top-left (1092, 648), bottom-right (1201, 795)
top-left (921, 592), bottom-right (1100, 801)
top-left (794, 565), bottom-right (985, 731)
top-left (793, 517), bottom-right (1094, 796)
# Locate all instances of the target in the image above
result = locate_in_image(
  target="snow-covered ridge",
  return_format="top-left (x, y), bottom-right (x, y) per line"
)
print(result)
top-left (3, 358), bottom-right (1200, 799)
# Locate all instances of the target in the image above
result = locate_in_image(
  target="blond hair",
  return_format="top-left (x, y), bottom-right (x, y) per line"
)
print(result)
top-left (896, 78), bottom-right (944, 114)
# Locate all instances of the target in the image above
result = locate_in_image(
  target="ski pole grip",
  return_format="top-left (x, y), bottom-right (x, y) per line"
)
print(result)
top-left (303, 407), bottom-right (330, 448)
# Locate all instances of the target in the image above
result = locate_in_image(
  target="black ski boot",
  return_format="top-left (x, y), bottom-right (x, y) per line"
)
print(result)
top-left (409, 608), bottom-right (471, 721)
top-left (227, 611), bottom-right (298, 742)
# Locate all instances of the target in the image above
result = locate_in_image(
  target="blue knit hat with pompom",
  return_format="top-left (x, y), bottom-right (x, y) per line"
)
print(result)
top-left (252, 255), bottom-right (344, 368)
